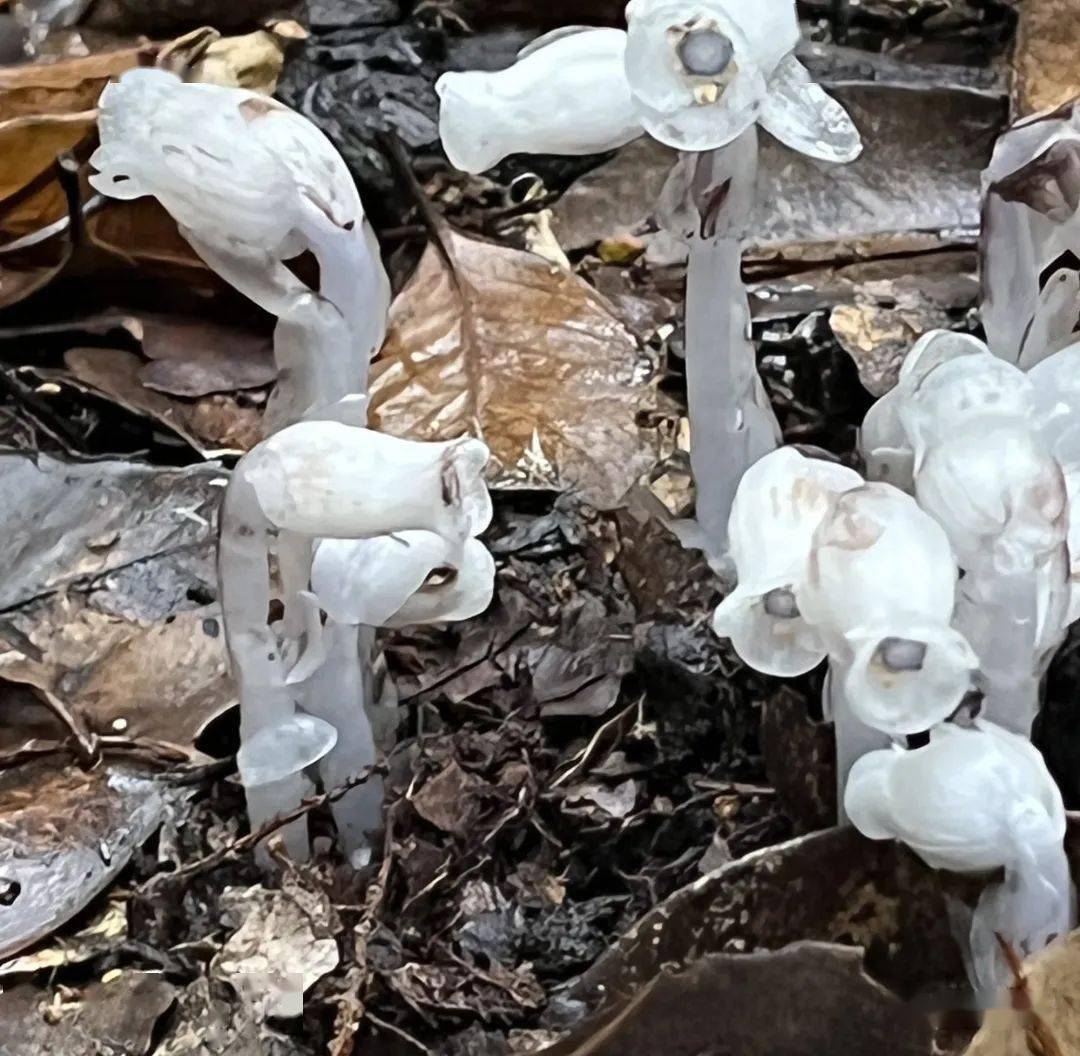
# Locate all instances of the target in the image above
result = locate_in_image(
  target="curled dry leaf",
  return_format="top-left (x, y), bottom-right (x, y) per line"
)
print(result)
top-left (536, 942), bottom-right (930, 1056)
top-left (553, 821), bottom-right (1080, 1036)
top-left (0, 452), bottom-right (233, 750)
top-left (0, 760), bottom-right (170, 960)
top-left (369, 229), bottom-right (661, 510)
top-left (213, 877), bottom-right (341, 1021)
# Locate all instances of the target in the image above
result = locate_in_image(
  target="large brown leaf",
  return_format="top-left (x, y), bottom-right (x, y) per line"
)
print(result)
top-left (369, 230), bottom-right (661, 509)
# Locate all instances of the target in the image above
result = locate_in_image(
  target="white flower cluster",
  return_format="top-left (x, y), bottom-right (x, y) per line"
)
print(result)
top-left (92, 69), bottom-right (497, 866)
top-left (715, 328), bottom-right (1079, 992)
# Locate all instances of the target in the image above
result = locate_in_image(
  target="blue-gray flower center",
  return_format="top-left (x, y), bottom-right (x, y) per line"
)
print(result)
top-left (763, 587), bottom-right (799, 619)
top-left (876, 637), bottom-right (927, 672)
top-left (678, 28), bottom-right (734, 77)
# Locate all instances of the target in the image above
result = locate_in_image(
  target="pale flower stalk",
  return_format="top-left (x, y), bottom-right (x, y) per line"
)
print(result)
top-left (220, 423), bottom-right (493, 859)
top-left (846, 721), bottom-right (1072, 996)
top-left (436, 0), bottom-right (861, 567)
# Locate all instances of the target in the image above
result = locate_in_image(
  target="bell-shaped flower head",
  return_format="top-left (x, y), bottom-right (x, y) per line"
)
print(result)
top-left (711, 447), bottom-right (862, 676)
top-left (799, 483), bottom-right (977, 734)
top-left (860, 330), bottom-right (989, 490)
top-left (239, 422), bottom-right (492, 544)
top-left (624, 0), bottom-right (859, 158)
top-left (1029, 336), bottom-right (1080, 465)
top-left (914, 423), bottom-right (1068, 576)
top-left (436, 29), bottom-right (644, 173)
top-left (311, 533), bottom-right (496, 629)
top-left (846, 721), bottom-right (1070, 990)
top-left (897, 337), bottom-right (1034, 469)
top-left (436, 1), bottom-right (860, 174)
top-left (236, 713), bottom-right (339, 789)
top-left (91, 68), bottom-right (365, 262)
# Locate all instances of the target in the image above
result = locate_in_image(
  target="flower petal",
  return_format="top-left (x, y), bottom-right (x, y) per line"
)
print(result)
top-left (436, 28), bottom-right (643, 174)
top-left (759, 55), bottom-right (862, 163)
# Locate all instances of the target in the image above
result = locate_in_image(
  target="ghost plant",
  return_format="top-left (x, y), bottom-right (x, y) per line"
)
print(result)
top-left (860, 331), bottom-right (1072, 736)
top-left (220, 421), bottom-right (493, 859)
top-left (980, 100), bottom-right (1080, 370)
top-left (846, 720), bottom-right (1071, 996)
top-left (436, 0), bottom-right (861, 568)
top-left (91, 67), bottom-right (390, 433)
top-left (712, 447), bottom-right (976, 806)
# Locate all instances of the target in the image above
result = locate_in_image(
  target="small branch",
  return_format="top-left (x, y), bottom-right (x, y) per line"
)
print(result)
top-left (137, 763), bottom-right (388, 893)
top-left (995, 933), bottom-right (1066, 1056)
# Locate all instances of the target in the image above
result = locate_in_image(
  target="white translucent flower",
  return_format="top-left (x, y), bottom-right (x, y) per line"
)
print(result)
top-left (711, 447), bottom-right (862, 676)
top-left (846, 720), bottom-right (1070, 991)
top-left (311, 533), bottom-right (495, 628)
top-left (799, 483), bottom-right (977, 734)
top-left (240, 421), bottom-right (492, 544)
top-left (236, 714), bottom-right (339, 788)
top-left (860, 330), bottom-right (990, 490)
top-left (436, 29), bottom-right (643, 173)
top-left (436, 1), bottom-right (860, 173)
top-left (91, 68), bottom-right (365, 260)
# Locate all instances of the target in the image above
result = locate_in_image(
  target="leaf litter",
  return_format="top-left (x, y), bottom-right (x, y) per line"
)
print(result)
top-left (0, 1), bottom-right (1078, 1055)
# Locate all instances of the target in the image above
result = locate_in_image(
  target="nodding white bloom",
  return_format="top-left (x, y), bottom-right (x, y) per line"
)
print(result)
top-left (799, 484), bottom-right (977, 735)
top-left (711, 447), bottom-right (862, 676)
top-left (1029, 336), bottom-right (1080, 466)
top-left (91, 68), bottom-right (363, 260)
top-left (436, 0), bottom-right (860, 171)
top-left (236, 714), bottom-right (339, 789)
top-left (240, 421), bottom-right (492, 544)
top-left (91, 68), bottom-right (390, 426)
top-left (860, 330), bottom-right (990, 491)
top-left (981, 101), bottom-right (1080, 368)
top-left (846, 720), bottom-right (1071, 993)
top-left (311, 533), bottom-right (496, 628)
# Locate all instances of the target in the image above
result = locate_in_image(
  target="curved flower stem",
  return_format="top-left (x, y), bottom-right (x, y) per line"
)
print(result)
top-left (664, 128), bottom-right (781, 571)
top-left (218, 474), bottom-right (310, 862)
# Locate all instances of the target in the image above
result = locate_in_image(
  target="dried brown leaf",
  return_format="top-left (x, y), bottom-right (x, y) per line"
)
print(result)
top-left (369, 230), bottom-right (659, 509)
top-left (1013, 0), bottom-right (1080, 118)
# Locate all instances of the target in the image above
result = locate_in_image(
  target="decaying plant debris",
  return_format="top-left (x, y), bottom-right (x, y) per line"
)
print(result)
top-left (2, 0), bottom-right (1080, 1054)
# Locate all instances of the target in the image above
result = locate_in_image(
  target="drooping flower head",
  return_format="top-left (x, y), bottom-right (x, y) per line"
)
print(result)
top-left (436, 0), bottom-right (861, 174)
top-left (846, 721), bottom-right (1070, 991)
top-left (711, 447), bottom-right (862, 676)
top-left (799, 483), bottom-right (977, 734)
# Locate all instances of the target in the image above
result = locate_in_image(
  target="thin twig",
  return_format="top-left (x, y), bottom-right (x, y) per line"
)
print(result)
top-left (137, 763), bottom-right (388, 893)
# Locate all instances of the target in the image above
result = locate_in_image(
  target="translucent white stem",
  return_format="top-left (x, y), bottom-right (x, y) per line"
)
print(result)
top-left (218, 474), bottom-right (310, 861)
top-left (673, 129), bottom-right (781, 569)
top-left (825, 664), bottom-right (892, 823)
top-left (304, 621), bottom-right (383, 866)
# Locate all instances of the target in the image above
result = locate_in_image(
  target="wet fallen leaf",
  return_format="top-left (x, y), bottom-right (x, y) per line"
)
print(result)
top-left (0, 452), bottom-right (233, 750)
top-left (213, 875), bottom-right (341, 1020)
top-left (411, 759), bottom-right (488, 835)
top-left (1012, 0), bottom-right (1080, 117)
top-left (0, 898), bottom-right (126, 978)
top-left (63, 346), bottom-right (261, 455)
top-left (369, 229), bottom-right (661, 509)
top-left (184, 21), bottom-right (308, 96)
top-left (0, 972), bottom-right (177, 1056)
top-left (966, 928), bottom-right (1080, 1056)
top-left (537, 942), bottom-right (931, 1056)
top-left (556, 820), bottom-right (1080, 1032)
top-left (552, 61), bottom-right (1003, 262)
top-left (0, 760), bottom-right (170, 960)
